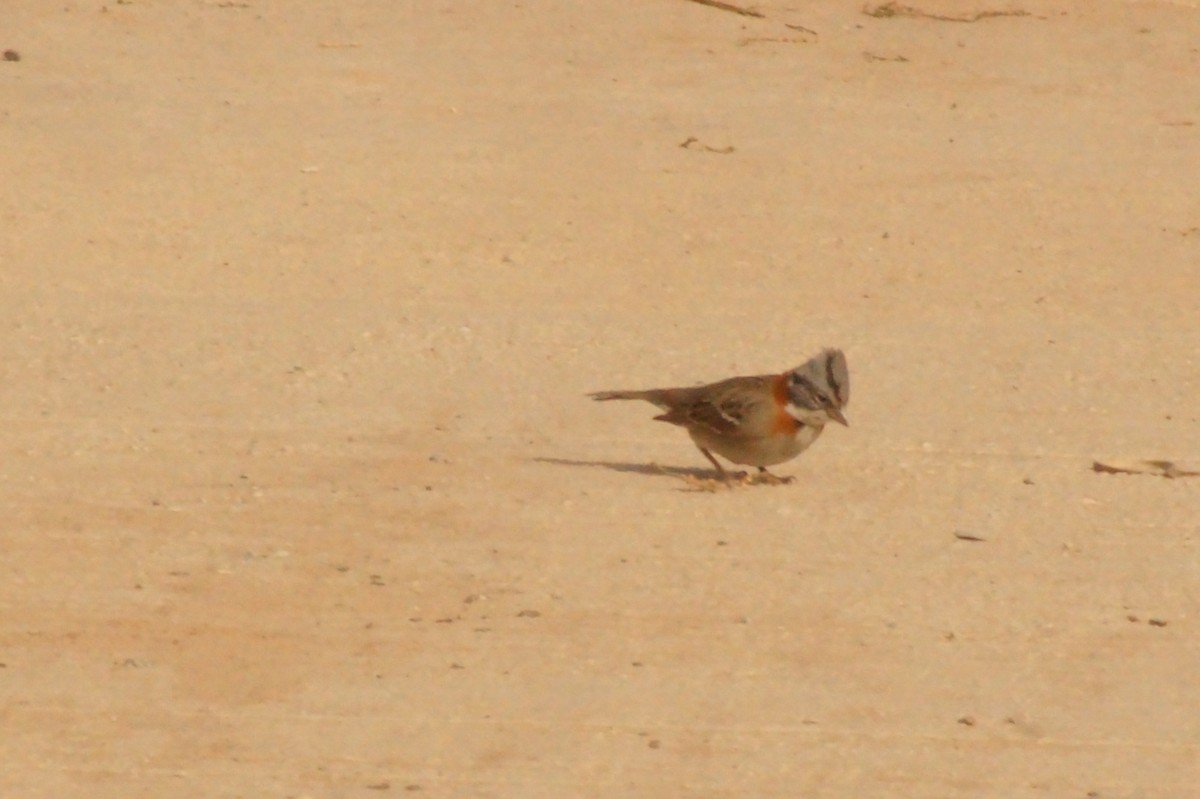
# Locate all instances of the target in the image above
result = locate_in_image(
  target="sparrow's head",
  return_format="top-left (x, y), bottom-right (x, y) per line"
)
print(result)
top-left (784, 348), bottom-right (849, 427)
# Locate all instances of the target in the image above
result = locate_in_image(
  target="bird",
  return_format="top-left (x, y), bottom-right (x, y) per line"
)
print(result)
top-left (588, 349), bottom-right (849, 484)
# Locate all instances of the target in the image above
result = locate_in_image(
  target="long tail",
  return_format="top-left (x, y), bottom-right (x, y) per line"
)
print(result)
top-left (588, 389), bottom-right (672, 408)
top-left (589, 389), bottom-right (655, 402)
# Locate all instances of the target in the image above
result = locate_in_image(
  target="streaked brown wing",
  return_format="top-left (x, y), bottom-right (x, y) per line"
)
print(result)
top-left (653, 376), bottom-right (770, 435)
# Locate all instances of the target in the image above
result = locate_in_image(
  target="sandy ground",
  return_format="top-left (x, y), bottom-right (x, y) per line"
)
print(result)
top-left (3, 0), bottom-right (1199, 796)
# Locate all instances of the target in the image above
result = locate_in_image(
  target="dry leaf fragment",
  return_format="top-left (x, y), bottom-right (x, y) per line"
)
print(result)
top-left (863, 2), bottom-right (1031, 22)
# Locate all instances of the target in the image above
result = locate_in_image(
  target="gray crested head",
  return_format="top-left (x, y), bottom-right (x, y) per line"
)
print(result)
top-left (784, 348), bottom-right (849, 427)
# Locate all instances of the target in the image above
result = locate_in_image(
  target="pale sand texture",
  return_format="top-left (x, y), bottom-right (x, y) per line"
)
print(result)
top-left (3, 1), bottom-right (1199, 796)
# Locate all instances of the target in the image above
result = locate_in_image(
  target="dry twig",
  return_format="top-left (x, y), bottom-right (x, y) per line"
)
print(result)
top-left (679, 136), bottom-right (735, 154)
top-left (686, 0), bottom-right (765, 19)
top-left (1092, 459), bottom-right (1200, 479)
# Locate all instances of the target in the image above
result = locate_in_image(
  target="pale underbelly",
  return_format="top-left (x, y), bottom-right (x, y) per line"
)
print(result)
top-left (689, 424), bottom-right (825, 467)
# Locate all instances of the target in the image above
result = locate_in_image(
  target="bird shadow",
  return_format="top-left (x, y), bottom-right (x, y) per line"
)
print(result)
top-left (532, 456), bottom-right (719, 479)
top-left (532, 457), bottom-right (771, 492)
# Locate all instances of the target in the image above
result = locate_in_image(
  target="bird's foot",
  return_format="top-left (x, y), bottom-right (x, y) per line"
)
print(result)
top-left (748, 469), bottom-right (795, 486)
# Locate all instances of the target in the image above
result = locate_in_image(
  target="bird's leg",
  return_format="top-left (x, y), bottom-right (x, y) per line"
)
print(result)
top-left (698, 447), bottom-right (727, 479)
top-left (698, 448), bottom-right (744, 483)
top-left (753, 466), bottom-right (795, 486)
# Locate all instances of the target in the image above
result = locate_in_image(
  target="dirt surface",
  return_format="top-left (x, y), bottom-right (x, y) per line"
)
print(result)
top-left (3, 1), bottom-right (1199, 796)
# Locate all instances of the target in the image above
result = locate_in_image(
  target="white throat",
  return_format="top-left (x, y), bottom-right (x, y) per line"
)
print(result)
top-left (784, 401), bottom-right (827, 426)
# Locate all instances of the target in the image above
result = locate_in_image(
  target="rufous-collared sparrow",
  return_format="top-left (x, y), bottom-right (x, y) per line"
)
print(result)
top-left (589, 349), bottom-right (849, 484)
